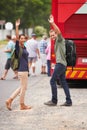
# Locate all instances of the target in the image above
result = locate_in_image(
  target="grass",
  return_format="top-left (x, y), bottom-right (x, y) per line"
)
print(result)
top-left (0, 40), bottom-right (7, 48)
top-left (0, 40), bottom-right (7, 44)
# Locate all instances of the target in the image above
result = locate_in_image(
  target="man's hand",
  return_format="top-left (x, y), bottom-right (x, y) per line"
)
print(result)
top-left (48, 14), bottom-right (61, 35)
top-left (48, 15), bottom-right (54, 23)
top-left (15, 19), bottom-right (20, 27)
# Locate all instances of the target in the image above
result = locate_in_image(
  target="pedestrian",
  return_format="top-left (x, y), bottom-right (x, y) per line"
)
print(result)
top-left (24, 35), bottom-right (29, 47)
top-left (45, 40), bottom-right (51, 76)
top-left (11, 35), bottom-right (18, 79)
top-left (44, 15), bottom-right (72, 106)
top-left (39, 35), bottom-right (48, 74)
top-left (6, 19), bottom-right (32, 110)
top-left (0, 35), bottom-right (18, 80)
top-left (25, 33), bottom-right (40, 76)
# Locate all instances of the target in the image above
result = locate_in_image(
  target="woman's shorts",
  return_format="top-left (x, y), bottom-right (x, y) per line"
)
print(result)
top-left (5, 59), bottom-right (11, 70)
top-left (40, 54), bottom-right (47, 66)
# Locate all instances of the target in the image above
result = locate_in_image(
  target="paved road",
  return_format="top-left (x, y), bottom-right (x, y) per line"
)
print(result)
top-left (0, 45), bottom-right (42, 107)
top-left (0, 46), bottom-right (87, 130)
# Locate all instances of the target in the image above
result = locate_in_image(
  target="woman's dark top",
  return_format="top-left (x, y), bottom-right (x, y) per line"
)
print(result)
top-left (15, 41), bottom-right (29, 72)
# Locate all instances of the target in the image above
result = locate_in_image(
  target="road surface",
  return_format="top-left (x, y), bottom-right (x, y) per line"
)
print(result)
top-left (0, 45), bottom-right (87, 130)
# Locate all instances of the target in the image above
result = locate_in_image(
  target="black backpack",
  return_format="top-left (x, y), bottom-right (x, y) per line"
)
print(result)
top-left (65, 39), bottom-right (76, 70)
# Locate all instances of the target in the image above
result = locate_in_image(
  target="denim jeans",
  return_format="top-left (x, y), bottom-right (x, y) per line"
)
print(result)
top-left (50, 63), bottom-right (72, 104)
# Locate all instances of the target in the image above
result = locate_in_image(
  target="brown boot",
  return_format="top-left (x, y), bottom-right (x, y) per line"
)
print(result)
top-left (20, 103), bottom-right (32, 110)
top-left (6, 98), bottom-right (13, 111)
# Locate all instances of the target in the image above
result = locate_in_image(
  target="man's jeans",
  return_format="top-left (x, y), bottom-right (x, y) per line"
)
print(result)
top-left (50, 63), bottom-right (72, 104)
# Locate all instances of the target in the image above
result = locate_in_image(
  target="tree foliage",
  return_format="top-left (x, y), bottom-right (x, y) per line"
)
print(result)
top-left (0, 0), bottom-right (51, 31)
top-left (34, 25), bottom-right (47, 36)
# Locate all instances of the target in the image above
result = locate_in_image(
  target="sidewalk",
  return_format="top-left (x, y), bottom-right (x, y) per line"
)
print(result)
top-left (0, 74), bottom-right (87, 130)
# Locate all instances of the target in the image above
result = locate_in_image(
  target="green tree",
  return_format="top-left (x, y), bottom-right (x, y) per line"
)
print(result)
top-left (34, 25), bottom-right (47, 36)
top-left (0, 0), bottom-right (17, 22)
top-left (0, 0), bottom-right (51, 32)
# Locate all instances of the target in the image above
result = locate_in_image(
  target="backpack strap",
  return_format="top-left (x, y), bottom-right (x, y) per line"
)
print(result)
top-left (18, 46), bottom-right (23, 58)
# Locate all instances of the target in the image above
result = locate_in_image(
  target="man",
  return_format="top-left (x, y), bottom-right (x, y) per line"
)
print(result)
top-left (25, 33), bottom-right (40, 76)
top-left (39, 35), bottom-right (48, 74)
top-left (44, 15), bottom-right (72, 106)
top-left (0, 35), bottom-right (18, 80)
top-left (45, 40), bottom-right (51, 77)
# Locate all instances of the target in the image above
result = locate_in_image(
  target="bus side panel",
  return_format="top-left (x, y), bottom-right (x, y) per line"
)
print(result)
top-left (51, 0), bottom-right (87, 80)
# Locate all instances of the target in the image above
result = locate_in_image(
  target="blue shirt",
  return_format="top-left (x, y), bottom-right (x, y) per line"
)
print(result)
top-left (40, 39), bottom-right (47, 54)
top-left (18, 47), bottom-right (29, 72)
top-left (15, 41), bottom-right (29, 72)
top-left (5, 40), bottom-right (15, 59)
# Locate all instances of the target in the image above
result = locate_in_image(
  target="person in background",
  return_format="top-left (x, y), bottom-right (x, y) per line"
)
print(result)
top-left (45, 40), bottom-right (51, 76)
top-left (25, 33), bottom-right (40, 76)
top-left (39, 35), bottom-right (48, 74)
top-left (6, 19), bottom-right (32, 110)
top-left (11, 35), bottom-right (18, 79)
top-left (0, 35), bottom-right (18, 80)
top-left (24, 35), bottom-right (29, 47)
top-left (44, 15), bottom-right (72, 107)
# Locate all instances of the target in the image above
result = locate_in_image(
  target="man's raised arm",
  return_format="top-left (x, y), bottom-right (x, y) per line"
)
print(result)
top-left (48, 15), bottom-right (61, 35)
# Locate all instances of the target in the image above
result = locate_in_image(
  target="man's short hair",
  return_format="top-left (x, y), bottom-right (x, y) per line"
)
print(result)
top-left (31, 33), bottom-right (36, 37)
top-left (49, 29), bottom-right (57, 34)
top-left (6, 35), bottom-right (11, 39)
top-left (42, 35), bottom-right (47, 39)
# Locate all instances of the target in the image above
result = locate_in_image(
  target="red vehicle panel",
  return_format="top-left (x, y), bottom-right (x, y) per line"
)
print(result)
top-left (51, 0), bottom-right (87, 80)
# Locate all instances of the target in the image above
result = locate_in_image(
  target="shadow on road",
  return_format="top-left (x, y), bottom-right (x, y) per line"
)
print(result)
top-left (67, 79), bottom-right (87, 88)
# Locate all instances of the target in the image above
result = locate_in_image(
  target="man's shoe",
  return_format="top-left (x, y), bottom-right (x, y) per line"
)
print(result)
top-left (13, 76), bottom-right (18, 79)
top-left (0, 77), bottom-right (5, 80)
top-left (44, 101), bottom-right (57, 106)
top-left (32, 73), bottom-right (36, 76)
top-left (60, 102), bottom-right (72, 106)
top-left (43, 72), bottom-right (47, 74)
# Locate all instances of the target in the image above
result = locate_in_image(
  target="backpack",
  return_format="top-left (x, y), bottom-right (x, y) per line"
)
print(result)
top-left (11, 47), bottom-right (23, 70)
top-left (65, 39), bottom-right (76, 69)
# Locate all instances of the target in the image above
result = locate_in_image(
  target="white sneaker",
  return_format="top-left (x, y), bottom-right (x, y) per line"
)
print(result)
top-left (32, 73), bottom-right (36, 76)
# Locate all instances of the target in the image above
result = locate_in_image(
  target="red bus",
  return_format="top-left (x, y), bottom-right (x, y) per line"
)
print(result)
top-left (51, 0), bottom-right (87, 80)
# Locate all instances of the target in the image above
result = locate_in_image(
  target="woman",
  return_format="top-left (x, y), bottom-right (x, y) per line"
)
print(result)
top-left (45, 40), bottom-right (51, 77)
top-left (6, 19), bottom-right (32, 110)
